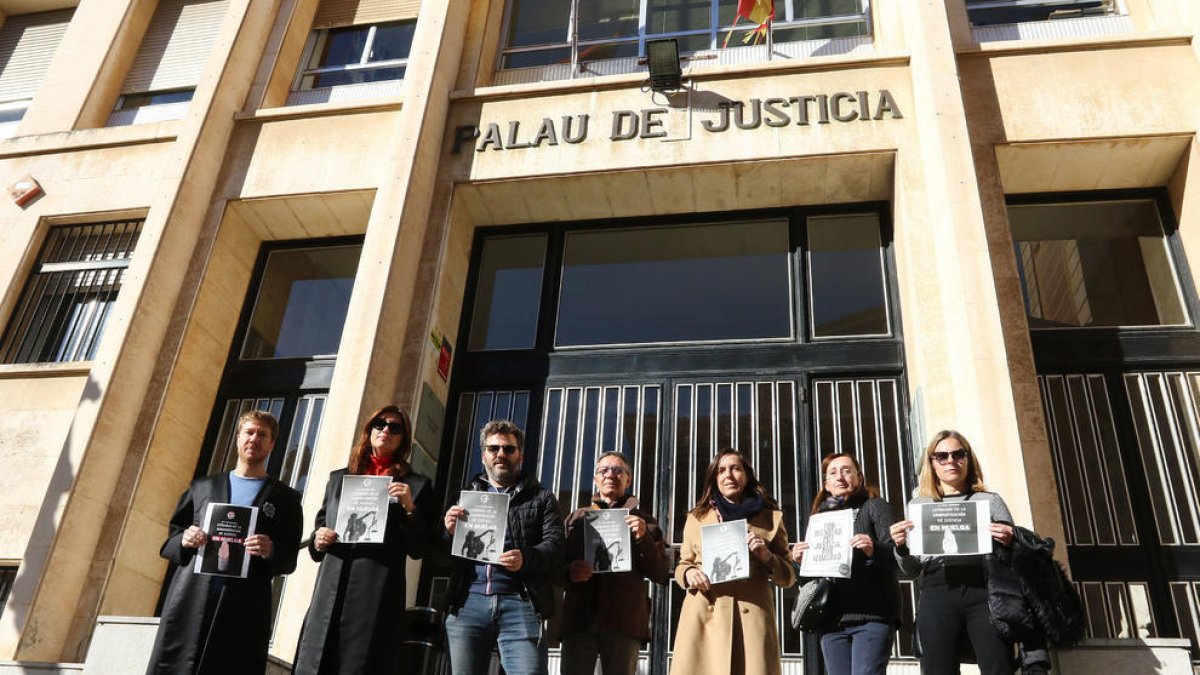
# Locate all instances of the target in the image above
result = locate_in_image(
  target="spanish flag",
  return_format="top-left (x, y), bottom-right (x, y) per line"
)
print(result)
top-left (724, 0), bottom-right (774, 47)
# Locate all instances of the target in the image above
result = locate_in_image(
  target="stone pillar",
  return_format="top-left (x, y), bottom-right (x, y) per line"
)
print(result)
top-left (891, 0), bottom-right (1055, 541)
top-left (268, 0), bottom-right (472, 659)
top-left (0, 0), bottom-right (283, 661)
top-left (17, 0), bottom-right (157, 135)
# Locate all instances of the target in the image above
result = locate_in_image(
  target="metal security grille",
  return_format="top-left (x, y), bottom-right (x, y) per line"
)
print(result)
top-left (538, 384), bottom-right (661, 514)
top-left (1039, 374), bottom-right (1139, 546)
top-left (1170, 581), bottom-right (1200, 662)
top-left (1124, 371), bottom-right (1200, 546)
top-left (0, 566), bottom-right (15, 620)
top-left (1076, 580), bottom-right (1156, 639)
top-left (0, 219), bottom-right (142, 364)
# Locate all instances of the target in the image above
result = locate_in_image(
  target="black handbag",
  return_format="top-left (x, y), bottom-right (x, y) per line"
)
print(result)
top-left (790, 577), bottom-right (833, 632)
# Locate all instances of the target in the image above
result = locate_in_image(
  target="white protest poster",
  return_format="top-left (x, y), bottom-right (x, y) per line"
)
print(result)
top-left (583, 508), bottom-right (633, 573)
top-left (908, 500), bottom-right (992, 556)
top-left (452, 491), bottom-right (510, 563)
top-left (335, 475), bottom-right (392, 544)
top-left (194, 503), bottom-right (258, 578)
top-left (700, 519), bottom-right (750, 584)
top-left (799, 509), bottom-right (855, 578)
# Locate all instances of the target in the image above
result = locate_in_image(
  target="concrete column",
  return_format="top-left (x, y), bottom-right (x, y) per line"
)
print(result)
top-left (892, 0), bottom-right (1052, 539)
top-left (268, 0), bottom-right (472, 659)
top-left (17, 0), bottom-right (156, 135)
top-left (0, 0), bottom-right (282, 661)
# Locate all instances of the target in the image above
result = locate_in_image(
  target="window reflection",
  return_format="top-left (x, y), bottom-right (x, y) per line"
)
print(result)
top-left (240, 245), bottom-right (361, 359)
top-left (807, 214), bottom-right (889, 338)
top-left (468, 235), bottom-right (548, 350)
top-left (556, 220), bottom-right (792, 346)
top-left (1010, 200), bottom-right (1189, 329)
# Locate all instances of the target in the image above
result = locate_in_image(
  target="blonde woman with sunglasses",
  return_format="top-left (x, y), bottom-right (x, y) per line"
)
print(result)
top-left (889, 431), bottom-right (1017, 675)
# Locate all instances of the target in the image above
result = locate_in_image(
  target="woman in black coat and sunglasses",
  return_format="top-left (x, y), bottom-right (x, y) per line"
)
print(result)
top-left (294, 405), bottom-right (439, 675)
top-left (890, 430), bottom-right (1020, 675)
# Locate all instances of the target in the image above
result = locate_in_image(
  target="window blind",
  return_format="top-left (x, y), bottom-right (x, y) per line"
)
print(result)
top-left (313, 0), bottom-right (419, 29)
top-left (122, 0), bottom-right (229, 94)
top-left (0, 9), bottom-right (74, 103)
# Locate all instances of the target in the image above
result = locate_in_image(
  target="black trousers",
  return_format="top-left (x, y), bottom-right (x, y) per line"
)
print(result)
top-left (916, 582), bottom-right (1014, 675)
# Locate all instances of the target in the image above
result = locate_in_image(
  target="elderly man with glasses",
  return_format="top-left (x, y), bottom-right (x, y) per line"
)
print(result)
top-left (443, 419), bottom-right (566, 675)
top-left (555, 451), bottom-right (671, 675)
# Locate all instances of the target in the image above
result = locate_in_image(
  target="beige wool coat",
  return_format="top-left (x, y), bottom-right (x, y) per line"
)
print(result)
top-left (670, 506), bottom-right (795, 675)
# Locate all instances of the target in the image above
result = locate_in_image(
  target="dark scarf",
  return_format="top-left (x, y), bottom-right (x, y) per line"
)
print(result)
top-left (712, 491), bottom-right (766, 522)
top-left (817, 489), bottom-right (868, 513)
top-left (592, 494), bottom-right (631, 509)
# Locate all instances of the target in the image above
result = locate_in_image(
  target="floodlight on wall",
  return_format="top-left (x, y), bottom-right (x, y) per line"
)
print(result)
top-left (645, 39), bottom-right (682, 92)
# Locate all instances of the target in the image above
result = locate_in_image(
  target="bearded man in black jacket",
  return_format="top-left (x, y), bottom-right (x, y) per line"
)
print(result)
top-left (443, 419), bottom-right (565, 675)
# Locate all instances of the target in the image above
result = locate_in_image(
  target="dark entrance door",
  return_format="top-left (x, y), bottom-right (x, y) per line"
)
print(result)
top-left (422, 205), bottom-right (916, 673)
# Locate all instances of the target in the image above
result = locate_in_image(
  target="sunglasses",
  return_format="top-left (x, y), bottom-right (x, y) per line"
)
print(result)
top-left (931, 449), bottom-right (968, 464)
top-left (369, 418), bottom-right (406, 435)
top-left (484, 444), bottom-right (520, 456)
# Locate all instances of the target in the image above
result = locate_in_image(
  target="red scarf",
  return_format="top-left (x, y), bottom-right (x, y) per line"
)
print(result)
top-left (367, 453), bottom-right (393, 476)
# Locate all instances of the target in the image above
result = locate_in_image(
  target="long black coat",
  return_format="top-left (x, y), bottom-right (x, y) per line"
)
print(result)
top-left (147, 472), bottom-right (303, 675)
top-left (293, 469), bottom-right (438, 675)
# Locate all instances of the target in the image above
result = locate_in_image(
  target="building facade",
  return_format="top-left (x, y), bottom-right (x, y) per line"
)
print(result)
top-left (0, 0), bottom-right (1197, 672)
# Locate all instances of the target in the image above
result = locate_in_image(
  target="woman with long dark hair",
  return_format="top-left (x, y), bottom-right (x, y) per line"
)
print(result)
top-left (293, 405), bottom-right (438, 675)
top-left (890, 430), bottom-right (1016, 675)
top-left (791, 453), bottom-right (899, 675)
top-left (670, 448), bottom-right (795, 675)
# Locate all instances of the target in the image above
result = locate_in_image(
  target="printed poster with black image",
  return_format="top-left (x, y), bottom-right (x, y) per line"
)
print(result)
top-left (194, 503), bottom-right (258, 578)
top-left (908, 499), bottom-right (992, 556)
top-left (583, 508), bottom-right (632, 573)
top-left (701, 519), bottom-right (750, 584)
top-left (798, 509), bottom-right (855, 579)
top-left (335, 475), bottom-right (392, 544)
top-left (452, 491), bottom-right (510, 564)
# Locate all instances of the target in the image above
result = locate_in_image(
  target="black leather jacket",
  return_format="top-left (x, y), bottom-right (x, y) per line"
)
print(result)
top-left (446, 473), bottom-right (566, 618)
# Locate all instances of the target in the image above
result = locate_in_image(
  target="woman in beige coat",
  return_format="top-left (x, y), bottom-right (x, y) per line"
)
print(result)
top-left (671, 448), bottom-right (795, 675)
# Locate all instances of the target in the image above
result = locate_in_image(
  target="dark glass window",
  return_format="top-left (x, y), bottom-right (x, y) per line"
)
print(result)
top-left (240, 244), bottom-right (361, 359)
top-left (468, 235), bottom-right (548, 350)
top-left (808, 213), bottom-right (889, 338)
top-left (555, 220), bottom-right (792, 346)
top-left (0, 567), bottom-right (14, 620)
top-left (1011, 200), bottom-right (1189, 329)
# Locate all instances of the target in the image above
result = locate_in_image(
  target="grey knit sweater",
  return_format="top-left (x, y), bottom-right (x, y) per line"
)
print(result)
top-left (894, 490), bottom-right (1012, 578)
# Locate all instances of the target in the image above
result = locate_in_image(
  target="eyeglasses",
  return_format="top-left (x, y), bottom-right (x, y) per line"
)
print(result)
top-left (595, 465), bottom-right (628, 477)
top-left (369, 418), bottom-right (405, 435)
top-left (824, 467), bottom-right (858, 480)
top-left (484, 444), bottom-right (520, 456)
top-left (931, 449), bottom-right (968, 464)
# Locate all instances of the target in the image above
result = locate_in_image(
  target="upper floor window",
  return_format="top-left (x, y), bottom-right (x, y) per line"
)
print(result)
top-left (499, 0), bottom-right (868, 76)
top-left (296, 21), bottom-right (416, 91)
top-left (0, 220), bottom-right (143, 364)
top-left (107, 0), bottom-right (228, 127)
top-left (0, 9), bottom-right (75, 138)
top-left (1011, 199), bottom-right (1191, 330)
top-left (467, 210), bottom-right (892, 351)
top-left (967, 0), bottom-right (1116, 26)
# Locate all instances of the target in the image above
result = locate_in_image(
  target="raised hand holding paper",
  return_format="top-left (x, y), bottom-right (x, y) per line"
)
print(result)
top-left (701, 519), bottom-right (750, 584)
top-left (583, 508), bottom-right (633, 573)
top-left (194, 503), bottom-right (257, 578)
top-left (799, 509), bottom-right (855, 578)
top-left (335, 475), bottom-right (391, 544)
top-left (452, 491), bottom-right (511, 563)
top-left (907, 499), bottom-right (991, 556)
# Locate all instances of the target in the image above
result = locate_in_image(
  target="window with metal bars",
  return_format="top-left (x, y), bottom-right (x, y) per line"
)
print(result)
top-left (0, 566), bottom-right (15, 620)
top-left (0, 219), bottom-right (143, 364)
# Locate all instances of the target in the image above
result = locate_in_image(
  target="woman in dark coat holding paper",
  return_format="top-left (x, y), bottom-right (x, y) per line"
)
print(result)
top-left (293, 405), bottom-right (439, 675)
top-left (670, 448), bottom-right (795, 675)
top-left (889, 430), bottom-right (1017, 675)
top-left (791, 453), bottom-right (899, 675)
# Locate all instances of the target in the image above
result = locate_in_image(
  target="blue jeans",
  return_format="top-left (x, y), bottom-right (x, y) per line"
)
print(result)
top-left (445, 592), bottom-right (547, 675)
top-left (820, 620), bottom-right (893, 675)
